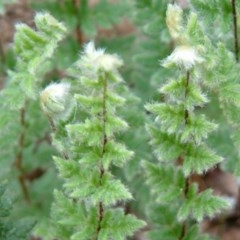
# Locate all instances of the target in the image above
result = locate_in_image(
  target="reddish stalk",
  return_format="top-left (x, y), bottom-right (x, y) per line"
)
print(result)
top-left (14, 103), bottom-right (31, 203)
top-left (95, 75), bottom-right (108, 239)
top-left (72, 0), bottom-right (84, 46)
top-left (179, 71), bottom-right (190, 240)
top-left (231, 0), bottom-right (239, 62)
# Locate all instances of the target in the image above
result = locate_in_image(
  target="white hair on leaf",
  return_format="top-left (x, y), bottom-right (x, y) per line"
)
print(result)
top-left (40, 82), bottom-right (74, 122)
top-left (77, 41), bottom-right (123, 79)
top-left (162, 45), bottom-right (204, 70)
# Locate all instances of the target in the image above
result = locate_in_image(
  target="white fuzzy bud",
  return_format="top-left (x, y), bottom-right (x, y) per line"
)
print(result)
top-left (40, 82), bottom-right (74, 121)
top-left (162, 45), bottom-right (204, 70)
top-left (78, 41), bottom-right (123, 78)
top-left (166, 4), bottom-right (183, 40)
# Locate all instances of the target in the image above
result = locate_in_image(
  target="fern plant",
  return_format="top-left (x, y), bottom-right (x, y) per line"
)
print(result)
top-left (190, 0), bottom-right (240, 176)
top-left (1, 1), bottom-right (240, 239)
top-left (0, 183), bottom-right (35, 240)
top-left (144, 4), bottom-right (230, 239)
top-left (40, 41), bottom-right (145, 239)
top-left (28, 0), bottom-right (134, 73)
top-left (0, 12), bottom-right (67, 233)
top-left (133, 0), bottom-right (171, 100)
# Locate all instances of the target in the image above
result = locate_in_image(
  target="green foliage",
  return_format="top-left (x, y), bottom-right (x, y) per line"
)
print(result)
top-left (146, 204), bottom-right (182, 240)
top-left (0, 183), bottom-right (35, 240)
top-left (1, 12), bottom-right (66, 109)
top-left (133, 0), bottom-right (171, 100)
top-left (144, 3), bottom-right (230, 239)
top-left (144, 162), bottom-right (185, 202)
top-left (31, 0), bottom-right (131, 37)
top-left (98, 209), bottom-right (144, 240)
top-left (177, 185), bottom-right (229, 222)
top-left (190, 0), bottom-right (233, 44)
top-left (191, 1), bottom-right (240, 175)
top-left (1, 1), bottom-right (240, 239)
top-left (0, 12), bottom-right (67, 237)
top-left (45, 42), bottom-right (145, 238)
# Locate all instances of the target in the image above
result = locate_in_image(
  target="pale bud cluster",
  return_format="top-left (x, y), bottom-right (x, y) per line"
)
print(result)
top-left (40, 82), bottom-right (74, 122)
top-left (166, 4), bottom-right (183, 40)
top-left (35, 12), bottom-right (67, 40)
top-left (162, 45), bottom-right (204, 70)
top-left (77, 41), bottom-right (123, 78)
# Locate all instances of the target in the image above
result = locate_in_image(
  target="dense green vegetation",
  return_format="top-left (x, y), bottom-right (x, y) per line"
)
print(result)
top-left (0, 0), bottom-right (240, 239)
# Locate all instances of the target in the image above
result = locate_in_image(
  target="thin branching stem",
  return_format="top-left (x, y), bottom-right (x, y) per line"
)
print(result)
top-left (179, 177), bottom-right (190, 240)
top-left (72, 0), bottom-right (84, 46)
top-left (0, 37), bottom-right (5, 64)
top-left (230, 0), bottom-right (240, 218)
top-left (95, 74), bottom-right (108, 239)
top-left (184, 71), bottom-right (190, 125)
top-left (179, 70), bottom-right (191, 240)
top-left (46, 116), bottom-right (69, 160)
top-left (14, 101), bottom-right (31, 203)
top-left (231, 0), bottom-right (239, 62)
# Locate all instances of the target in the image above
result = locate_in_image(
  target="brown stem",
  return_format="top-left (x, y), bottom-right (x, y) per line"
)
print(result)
top-left (232, 1), bottom-right (240, 214)
top-left (72, 0), bottom-right (84, 46)
top-left (184, 71), bottom-right (190, 125)
top-left (33, 133), bottom-right (51, 153)
top-left (179, 177), bottom-right (190, 240)
top-left (179, 71), bottom-right (191, 240)
top-left (231, 0), bottom-right (239, 62)
top-left (22, 167), bottom-right (46, 182)
top-left (97, 201), bottom-right (104, 232)
top-left (14, 103), bottom-right (31, 203)
top-left (96, 178), bottom-right (104, 237)
top-left (95, 74), bottom-right (108, 239)
top-left (231, 0), bottom-right (240, 214)
top-left (0, 38), bottom-right (5, 64)
top-left (47, 115), bottom-right (56, 132)
top-left (46, 114), bottom-right (69, 160)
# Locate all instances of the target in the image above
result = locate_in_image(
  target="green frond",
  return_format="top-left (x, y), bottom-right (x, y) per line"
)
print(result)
top-left (53, 157), bottom-right (82, 179)
top-left (106, 91), bottom-right (126, 107)
top-left (75, 94), bottom-right (103, 113)
top-left (160, 77), bottom-right (208, 108)
top-left (15, 12), bottom-right (66, 67)
top-left (218, 81), bottom-right (240, 106)
top-left (35, 12), bottom-right (66, 41)
top-left (183, 225), bottom-right (211, 240)
top-left (147, 125), bottom-right (184, 162)
top-left (220, 102), bottom-right (240, 126)
top-left (67, 119), bottom-right (103, 147)
top-left (159, 77), bottom-right (186, 100)
top-left (183, 144), bottom-right (223, 176)
top-left (178, 186), bottom-right (229, 222)
top-left (69, 208), bottom-right (98, 240)
top-left (102, 141), bottom-right (134, 169)
top-left (146, 204), bottom-right (182, 240)
top-left (191, 0), bottom-right (232, 42)
top-left (51, 190), bottom-right (85, 228)
top-left (70, 172), bottom-right (132, 206)
top-left (211, 43), bottom-right (239, 87)
top-left (1, 82), bottom-right (26, 109)
top-left (185, 83), bottom-right (208, 109)
top-left (145, 103), bottom-right (185, 134)
top-left (98, 209), bottom-right (146, 240)
top-left (1, 12), bottom-right (67, 110)
top-left (144, 162), bottom-right (185, 202)
top-left (180, 114), bottom-right (217, 144)
top-left (0, 184), bottom-right (35, 240)
top-left (105, 115), bottom-right (129, 135)
top-left (186, 12), bottom-right (205, 45)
